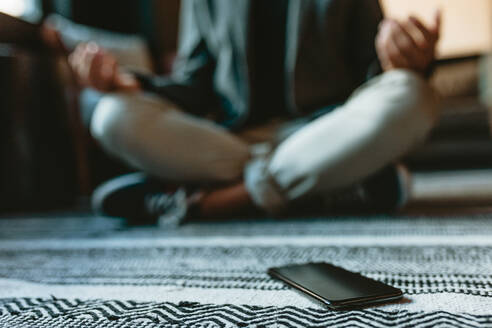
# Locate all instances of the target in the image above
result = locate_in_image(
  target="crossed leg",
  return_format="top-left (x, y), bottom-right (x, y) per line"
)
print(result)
top-left (90, 69), bottom-right (439, 217)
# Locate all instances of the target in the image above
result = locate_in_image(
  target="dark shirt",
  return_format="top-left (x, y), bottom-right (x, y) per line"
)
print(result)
top-left (247, 0), bottom-right (289, 125)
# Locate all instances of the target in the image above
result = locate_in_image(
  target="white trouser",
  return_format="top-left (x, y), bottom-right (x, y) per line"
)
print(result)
top-left (91, 70), bottom-right (439, 213)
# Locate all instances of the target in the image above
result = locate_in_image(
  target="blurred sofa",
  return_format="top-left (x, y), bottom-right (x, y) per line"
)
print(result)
top-left (404, 57), bottom-right (492, 171)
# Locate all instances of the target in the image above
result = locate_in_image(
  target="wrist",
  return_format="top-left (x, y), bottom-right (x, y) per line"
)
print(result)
top-left (116, 72), bottom-right (141, 92)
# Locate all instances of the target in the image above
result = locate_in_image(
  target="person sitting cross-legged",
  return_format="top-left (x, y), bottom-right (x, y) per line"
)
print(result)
top-left (66, 0), bottom-right (441, 223)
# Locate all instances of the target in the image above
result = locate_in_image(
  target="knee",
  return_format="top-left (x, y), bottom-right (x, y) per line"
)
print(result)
top-left (90, 93), bottom-right (170, 153)
top-left (379, 69), bottom-right (440, 130)
top-left (90, 93), bottom-right (132, 152)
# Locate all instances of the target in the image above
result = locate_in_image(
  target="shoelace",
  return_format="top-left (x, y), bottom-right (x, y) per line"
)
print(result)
top-left (144, 189), bottom-right (188, 227)
top-left (144, 193), bottom-right (176, 216)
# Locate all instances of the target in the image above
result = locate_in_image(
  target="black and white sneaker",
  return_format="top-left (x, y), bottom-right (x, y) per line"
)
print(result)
top-left (92, 172), bottom-right (189, 226)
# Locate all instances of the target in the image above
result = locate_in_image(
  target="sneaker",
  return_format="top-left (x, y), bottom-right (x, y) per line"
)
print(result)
top-left (322, 164), bottom-right (410, 213)
top-left (92, 172), bottom-right (189, 226)
top-left (289, 164), bottom-right (410, 216)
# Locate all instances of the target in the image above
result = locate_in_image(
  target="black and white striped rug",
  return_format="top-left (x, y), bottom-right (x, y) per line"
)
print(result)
top-left (0, 213), bottom-right (491, 327)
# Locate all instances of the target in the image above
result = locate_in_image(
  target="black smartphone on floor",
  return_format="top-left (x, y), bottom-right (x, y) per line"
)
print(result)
top-left (268, 262), bottom-right (403, 310)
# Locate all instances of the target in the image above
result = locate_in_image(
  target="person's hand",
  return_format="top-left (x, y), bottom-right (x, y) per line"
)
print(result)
top-left (376, 10), bottom-right (441, 76)
top-left (40, 24), bottom-right (67, 54)
top-left (68, 42), bottom-right (140, 92)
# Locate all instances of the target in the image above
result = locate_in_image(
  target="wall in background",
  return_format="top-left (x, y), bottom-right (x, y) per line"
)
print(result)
top-left (0, 0), bottom-right (41, 22)
top-left (380, 0), bottom-right (492, 59)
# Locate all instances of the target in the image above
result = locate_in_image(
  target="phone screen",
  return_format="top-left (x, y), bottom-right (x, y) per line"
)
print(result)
top-left (268, 262), bottom-right (403, 309)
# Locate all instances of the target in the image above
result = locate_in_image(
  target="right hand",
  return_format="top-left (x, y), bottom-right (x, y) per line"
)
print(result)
top-left (376, 10), bottom-right (441, 76)
top-left (68, 42), bottom-right (140, 92)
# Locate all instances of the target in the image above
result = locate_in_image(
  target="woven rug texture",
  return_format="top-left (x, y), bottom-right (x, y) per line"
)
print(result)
top-left (0, 213), bottom-right (491, 327)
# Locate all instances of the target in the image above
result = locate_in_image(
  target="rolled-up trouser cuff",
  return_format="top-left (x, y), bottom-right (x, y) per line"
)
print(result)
top-left (245, 70), bottom-right (438, 214)
top-left (244, 157), bottom-right (289, 215)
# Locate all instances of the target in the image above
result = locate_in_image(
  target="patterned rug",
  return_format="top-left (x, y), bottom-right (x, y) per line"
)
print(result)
top-left (0, 212), bottom-right (491, 327)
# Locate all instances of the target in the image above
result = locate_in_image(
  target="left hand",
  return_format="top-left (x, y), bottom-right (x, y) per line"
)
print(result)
top-left (68, 42), bottom-right (141, 92)
top-left (376, 10), bottom-right (441, 76)
top-left (40, 23), bottom-right (68, 54)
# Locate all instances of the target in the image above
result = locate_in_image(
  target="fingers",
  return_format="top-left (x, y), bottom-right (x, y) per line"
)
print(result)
top-left (376, 14), bottom-right (440, 75)
top-left (376, 20), bottom-right (394, 71)
top-left (376, 20), bottom-right (410, 71)
top-left (68, 42), bottom-right (118, 92)
top-left (114, 72), bottom-right (141, 92)
top-left (89, 51), bottom-right (117, 91)
top-left (432, 9), bottom-right (442, 37)
top-left (407, 16), bottom-right (439, 51)
top-left (388, 20), bottom-right (422, 67)
top-left (400, 20), bottom-right (436, 71)
top-left (386, 32), bottom-right (410, 68)
top-left (40, 24), bottom-right (67, 53)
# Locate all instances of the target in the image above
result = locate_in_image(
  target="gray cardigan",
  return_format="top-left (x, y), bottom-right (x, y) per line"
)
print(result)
top-left (137, 0), bottom-right (383, 129)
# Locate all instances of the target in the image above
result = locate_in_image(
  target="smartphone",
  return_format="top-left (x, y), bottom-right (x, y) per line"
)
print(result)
top-left (268, 262), bottom-right (403, 310)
